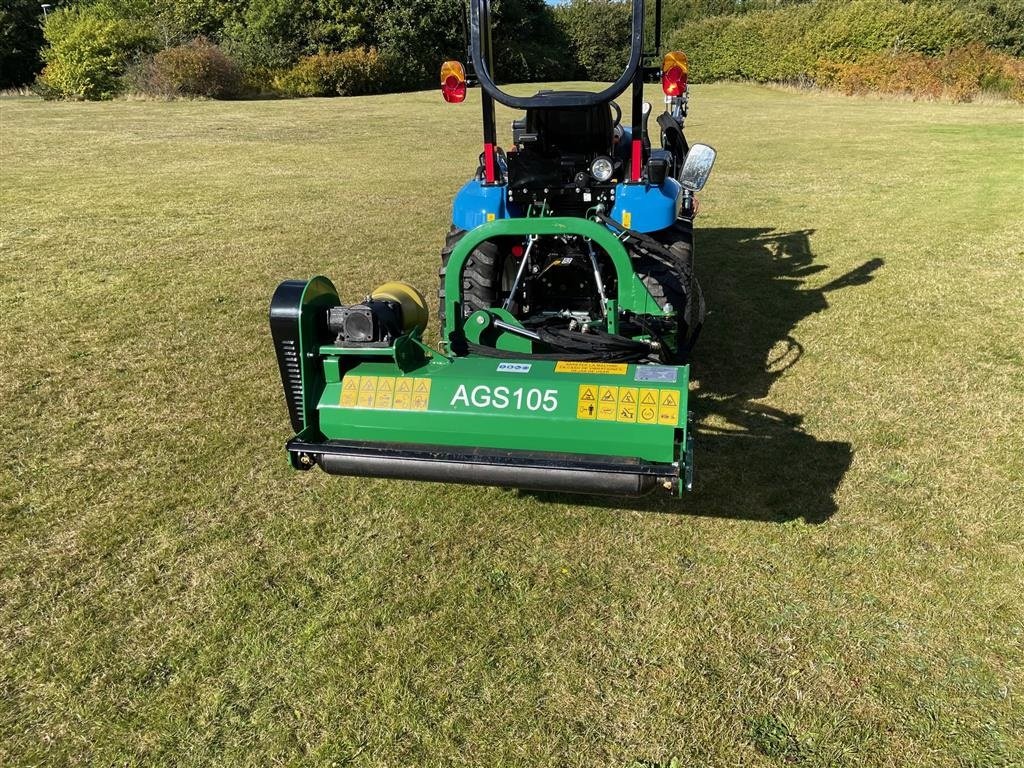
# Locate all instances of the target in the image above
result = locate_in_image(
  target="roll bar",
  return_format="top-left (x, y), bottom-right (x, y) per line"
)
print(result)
top-left (469, 0), bottom-right (647, 109)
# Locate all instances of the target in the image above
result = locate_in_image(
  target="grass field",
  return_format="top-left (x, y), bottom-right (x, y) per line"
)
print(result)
top-left (1, 82), bottom-right (1022, 766)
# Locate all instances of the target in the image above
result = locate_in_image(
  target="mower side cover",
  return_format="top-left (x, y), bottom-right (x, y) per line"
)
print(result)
top-left (271, 271), bottom-right (693, 497)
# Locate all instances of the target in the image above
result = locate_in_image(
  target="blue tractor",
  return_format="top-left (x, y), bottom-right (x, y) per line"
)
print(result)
top-left (269, 0), bottom-right (717, 496)
top-left (438, 0), bottom-right (714, 366)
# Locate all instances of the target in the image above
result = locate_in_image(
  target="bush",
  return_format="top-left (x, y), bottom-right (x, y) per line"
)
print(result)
top-left (132, 37), bottom-right (242, 98)
top-left (816, 44), bottom-right (1024, 102)
top-left (979, 0), bottom-right (1024, 57)
top-left (667, 0), bottom-right (987, 85)
top-left (273, 48), bottom-right (398, 97)
top-left (35, 6), bottom-right (154, 100)
top-left (805, 0), bottom-right (979, 62)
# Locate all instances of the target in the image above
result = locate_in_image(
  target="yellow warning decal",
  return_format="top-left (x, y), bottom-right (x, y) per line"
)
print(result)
top-left (573, 383), bottom-right (683, 424)
top-left (411, 378), bottom-right (432, 411)
top-left (658, 388), bottom-right (680, 426)
top-left (375, 376), bottom-right (395, 409)
top-left (617, 387), bottom-right (638, 423)
top-left (393, 380), bottom-right (411, 409)
top-left (597, 385), bottom-right (619, 420)
top-left (340, 376), bottom-right (432, 411)
top-left (357, 375), bottom-right (378, 408)
top-left (340, 375), bottom-right (360, 407)
top-left (577, 384), bottom-right (597, 419)
top-left (637, 388), bottom-right (659, 424)
top-left (554, 361), bottom-right (628, 375)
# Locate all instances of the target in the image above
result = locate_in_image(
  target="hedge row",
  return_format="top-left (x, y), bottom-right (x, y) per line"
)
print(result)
top-left (667, 0), bottom-right (984, 84)
top-left (665, 0), bottom-right (1023, 101)
top-left (817, 44), bottom-right (1024, 102)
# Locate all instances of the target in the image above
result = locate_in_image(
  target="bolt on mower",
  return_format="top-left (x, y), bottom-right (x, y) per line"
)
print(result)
top-left (270, 0), bottom-right (716, 497)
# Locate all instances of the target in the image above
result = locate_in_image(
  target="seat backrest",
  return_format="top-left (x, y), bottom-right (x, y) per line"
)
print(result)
top-left (526, 95), bottom-right (614, 157)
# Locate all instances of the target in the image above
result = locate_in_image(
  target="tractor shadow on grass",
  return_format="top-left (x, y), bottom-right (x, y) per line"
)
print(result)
top-left (528, 228), bottom-right (884, 524)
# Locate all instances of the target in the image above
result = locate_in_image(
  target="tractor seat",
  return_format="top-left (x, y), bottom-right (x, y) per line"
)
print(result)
top-left (525, 93), bottom-right (615, 157)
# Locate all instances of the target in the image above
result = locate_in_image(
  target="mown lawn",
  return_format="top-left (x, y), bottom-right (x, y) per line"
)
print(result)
top-left (1, 83), bottom-right (1022, 766)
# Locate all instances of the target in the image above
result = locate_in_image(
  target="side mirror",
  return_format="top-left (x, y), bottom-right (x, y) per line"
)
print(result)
top-left (678, 143), bottom-right (716, 191)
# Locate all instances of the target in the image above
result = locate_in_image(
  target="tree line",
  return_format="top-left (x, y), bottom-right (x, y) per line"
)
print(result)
top-left (1, 0), bottom-right (1020, 100)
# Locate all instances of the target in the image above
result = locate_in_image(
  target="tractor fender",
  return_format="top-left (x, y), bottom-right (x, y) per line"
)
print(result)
top-left (452, 179), bottom-right (512, 230)
top-left (610, 178), bottom-right (682, 233)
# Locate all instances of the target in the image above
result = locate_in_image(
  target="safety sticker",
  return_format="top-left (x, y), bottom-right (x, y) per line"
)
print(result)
top-left (577, 384), bottom-right (597, 419)
top-left (411, 378), bottom-right (432, 411)
top-left (574, 383), bottom-right (682, 425)
top-left (340, 376), bottom-right (431, 411)
top-left (375, 376), bottom-right (395, 409)
top-left (637, 388), bottom-right (659, 424)
top-left (597, 386), bottom-right (618, 420)
top-left (617, 387), bottom-right (638, 423)
top-left (554, 361), bottom-right (628, 375)
top-left (658, 388), bottom-right (680, 425)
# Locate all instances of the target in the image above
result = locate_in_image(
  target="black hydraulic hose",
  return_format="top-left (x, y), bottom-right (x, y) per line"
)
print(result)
top-left (466, 324), bottom-right (653, 362)
top-left (466, 343), bottom-right (649, 362)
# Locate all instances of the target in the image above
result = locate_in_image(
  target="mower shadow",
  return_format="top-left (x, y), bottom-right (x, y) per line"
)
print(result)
top-left (525, 228), bottom-right (884, 524)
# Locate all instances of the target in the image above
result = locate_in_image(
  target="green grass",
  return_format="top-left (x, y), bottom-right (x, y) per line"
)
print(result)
top-left (1, 82), bottom-right (1022, 766)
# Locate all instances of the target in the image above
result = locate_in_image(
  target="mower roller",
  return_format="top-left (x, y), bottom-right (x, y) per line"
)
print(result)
top-left (270, 0), bottom-right (716, 497)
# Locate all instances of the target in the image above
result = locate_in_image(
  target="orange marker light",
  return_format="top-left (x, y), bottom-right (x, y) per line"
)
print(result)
top-left (662, 51), bottom-right (689, 96)
top-left (440, 60), bottom-right (467, 103)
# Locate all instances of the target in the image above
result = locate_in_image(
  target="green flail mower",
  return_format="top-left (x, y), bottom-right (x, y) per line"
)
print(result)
top-left (269, 0), bottom-right (716, 497)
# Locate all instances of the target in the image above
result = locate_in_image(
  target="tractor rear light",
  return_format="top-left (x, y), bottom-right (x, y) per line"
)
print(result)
top-left (662, 51), bottom-right (689, 96)
top-left (590, 156), bottom-right (614, 182)
top-left (440, 60), bottom-right (467, 103)
top-left (510, 244), bottom-right (525, 258)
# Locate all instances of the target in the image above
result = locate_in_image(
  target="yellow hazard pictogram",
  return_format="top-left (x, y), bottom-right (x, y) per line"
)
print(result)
top-left (340, 375), bottom-right (360, 407)
top-left (375, 376), bottom-right (395, 408)
top-left (658, 389), bottom-right (680, 426)
top-left (356, 375), bottom-right (378, 407)
top-left (577, 384), bottom-right (598, 419)
top-left (637, 388), bottom-right (659, 424)
top-left (411, 378), bottom-right (432, 410)
top-left (597, 386), bottom-right (618, 420)
top-left (393, 389), bottom-right (411, 409)
top-left (616, 387), bottom-right (638, 423)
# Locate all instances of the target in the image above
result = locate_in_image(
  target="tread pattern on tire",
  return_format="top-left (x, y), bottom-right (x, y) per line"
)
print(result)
top-left (636, 220), bottom-right (704, 354)
top-left (438, 227), bottom-right (502, 332)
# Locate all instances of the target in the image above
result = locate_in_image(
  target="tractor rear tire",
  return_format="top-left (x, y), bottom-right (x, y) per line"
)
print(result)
top-left (636, 221), bottom-right (704, 357)
top-left (438, 228), bottom-right (502, 333)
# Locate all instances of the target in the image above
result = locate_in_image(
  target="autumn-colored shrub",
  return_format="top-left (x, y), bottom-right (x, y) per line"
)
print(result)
top-left (273, 48), bottom-right (399, 97)
top-left (132, 38), bottom-right (241, 98)
top-left (817, 44), bottom-right (1024, 102)
top-left (668, 0), bottom-right (987, 85)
